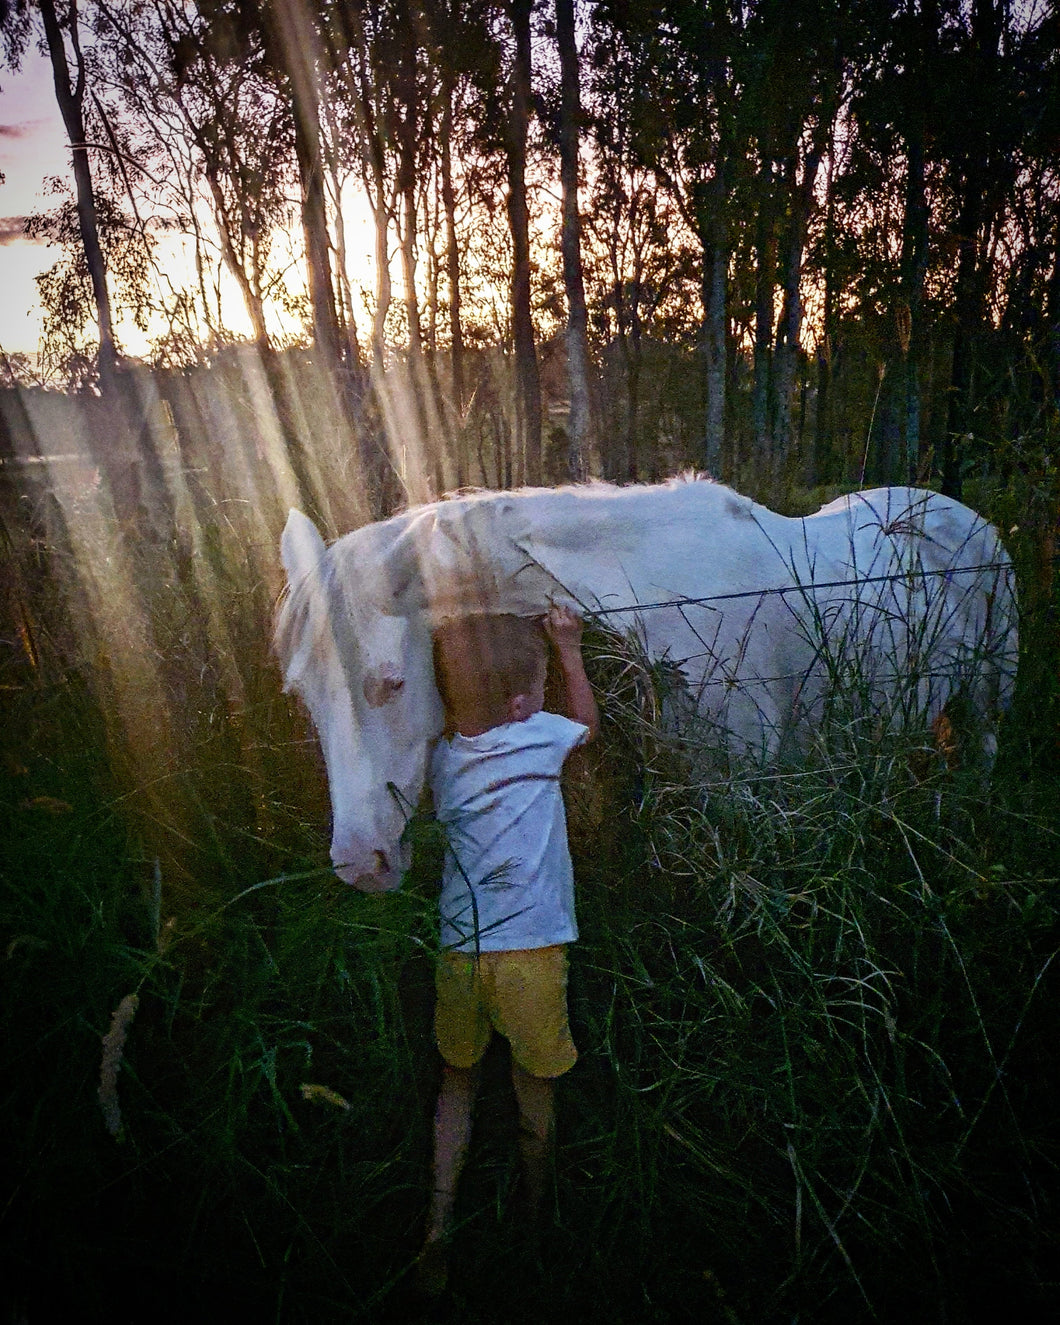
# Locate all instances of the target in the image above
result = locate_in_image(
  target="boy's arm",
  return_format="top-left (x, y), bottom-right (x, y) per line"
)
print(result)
top-left (544, 606), bottom-right (599, 742)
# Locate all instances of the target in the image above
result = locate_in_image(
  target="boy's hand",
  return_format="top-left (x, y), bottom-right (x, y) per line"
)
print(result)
top-left (543, 604), bottom-right (598, 739)
top-left (543, 604), bottom-right (584, 652)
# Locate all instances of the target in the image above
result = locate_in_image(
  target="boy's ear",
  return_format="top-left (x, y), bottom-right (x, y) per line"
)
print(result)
top-left (508, 693), bottom-right (532, 722)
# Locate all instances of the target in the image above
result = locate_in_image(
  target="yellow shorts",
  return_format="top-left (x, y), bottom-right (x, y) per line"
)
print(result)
top-left (434, 944), bottom-right (578, 1079)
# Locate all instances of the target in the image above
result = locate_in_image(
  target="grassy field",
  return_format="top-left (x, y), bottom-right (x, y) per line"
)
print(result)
top-left (1, 452), bottom-right (1058, 1323)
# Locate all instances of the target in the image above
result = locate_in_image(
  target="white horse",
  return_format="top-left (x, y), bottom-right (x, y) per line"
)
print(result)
top-left (275, 478), bottom-right (1017, 892)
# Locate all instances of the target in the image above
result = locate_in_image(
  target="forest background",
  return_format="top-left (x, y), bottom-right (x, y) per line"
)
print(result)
top-left (1, 1), bottom-right (1060, 1322)
top-left (0, 0), bottom-right (1056, 515)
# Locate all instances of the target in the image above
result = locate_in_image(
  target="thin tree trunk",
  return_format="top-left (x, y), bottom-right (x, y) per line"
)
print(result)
top-left (625, 284), bottom-right (643, 483)
top-left (814, 141), bottom-right (838, 484)
top-left (294, 109), bottom-right (339, 363)
top-left (398, 189), bottom-right (424, 359)
top-left (295, 104), bottom-right (341, 363)
top-left (396, 6), bottom-right (424, 363)
top-left (752, 180), bottom-right (777, 467)
top-left (900, 131), bottom-right (928, 483)
top-left (774, 140), bottom-right (825, 466)
top-left (393, 16), bottom-right (444, 496)
top-left (1048, 210), bottom-right (1060, 413)
top-left (440, 79), bottom-right (464, 408)
top-left (324, 156), bottom-right (364, 368)
top-left (898, 0), bottom-right (937, 485)
top-left (506, 0), bottom-right (542, 486)
top-left (426, 180), bottom-right (440, 355)
top-left (555, 0), bottom-right (591, 481)
top-left (604, 193), bottom-right (635, 480)
top-left (201, 164), bottom-right (270, 344)
top-left (1037, 218), bottom-right (1060, 626)
top-left (941, 0), bottom-right (1001, 499)
top-left (941, 175), bottom-right (982, 499)
top-left (370, 179), bottom-right (391, 366)
top-left (700, 181), bottom-right (728, 476)
top-left (440, 72), bottom-right (467, 485)
top-left (266, 0), bottom-right (342, 365)
top-left (39, 0), bottom-right (119, 390)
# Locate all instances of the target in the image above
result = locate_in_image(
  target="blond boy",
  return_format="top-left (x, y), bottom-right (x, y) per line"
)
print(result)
top-left (417, 606), bottom-right (598, 1294)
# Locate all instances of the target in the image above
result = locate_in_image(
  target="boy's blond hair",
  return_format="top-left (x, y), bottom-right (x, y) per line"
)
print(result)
top-left (433, 614), bottom-right (546, 731)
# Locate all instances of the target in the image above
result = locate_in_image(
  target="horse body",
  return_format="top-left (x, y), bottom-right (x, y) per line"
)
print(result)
top-left (275, 478), bottom-right (1017, 892)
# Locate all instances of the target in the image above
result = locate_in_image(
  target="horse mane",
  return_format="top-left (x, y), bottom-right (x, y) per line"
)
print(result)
top-left (273, 474), bottom-right (727, 676)
top-left (273, 571), bottom-right (317, 685)
top-left (274, 549), bottom-right (351, 686)
top-left (436, 470), bottom-right (712, 506)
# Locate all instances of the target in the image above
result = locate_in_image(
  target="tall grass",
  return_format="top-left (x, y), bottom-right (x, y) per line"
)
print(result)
top-left (560, 617), bottom-right (1059, 1322)
top-left (1, 456), bottom-right (1058, 1323)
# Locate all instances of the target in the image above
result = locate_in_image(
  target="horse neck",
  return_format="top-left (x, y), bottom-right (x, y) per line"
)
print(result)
top-left (494, 482), bottom-right (740, 613)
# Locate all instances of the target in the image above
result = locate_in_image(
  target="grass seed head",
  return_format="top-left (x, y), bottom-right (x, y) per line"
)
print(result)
top-left (98, 992), bottom-right (139, 1138)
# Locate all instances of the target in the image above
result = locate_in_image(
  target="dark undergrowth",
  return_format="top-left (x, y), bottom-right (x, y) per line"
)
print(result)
top-left (1, 463), bottom-right (1058, 1324)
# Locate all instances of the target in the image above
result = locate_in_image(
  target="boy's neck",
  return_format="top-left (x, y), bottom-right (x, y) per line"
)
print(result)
top-left (449, 717), bottom-right (497, 738)
top-left (448, 694), bottom-right (542, 738)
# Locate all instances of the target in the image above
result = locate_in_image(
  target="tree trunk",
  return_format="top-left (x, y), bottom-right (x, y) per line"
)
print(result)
top-left (1049, 210), bottom-right (1060, 413)
top-left (752, 179), bottom-right (777, 467)
top-left (440, 77), bottom-right (465, 402)
top-left (295, 105), bottom-right (341, 364)
top-left (266, 0), bottom-right (342, 365)
top-left (1036, 218), bottom-right (1060, 631)
top-left (900, 131), bottom-right (928, 483)
top-left (555, 0), bottom-right (592, 481)
top-left (440, 72), bottom-right (467, 484)
top-left (603, 195), bottom-right (636, 480)
top-left (624, 285), bottom-right (643, 483)
top-left (941, 175), bottom-right (982, 499)
top-left (322, 149), bottom-right (363, 368)
top-left (296, 115), bottom-right (342, 364)
top-left (898, 0), bottom-right (937, 485)
top-left (774, 139), bottom-right (825, 468)
top-left (395, 5), bottom-right (424, 363)
top-left (398, 185), bottom-right (424, 360)
top-left (39, 0), bottom-right (119, 390)
top-left (506, 0), bottom-right (542, 486)
top-left (699, 181), bottom-right (728, 477)
top-left (814, 143), bottom-right (838, 485)
top-left (941, 0), bottom-right (1001, 499)
top-left (370, 178), bottom-right (391, 366)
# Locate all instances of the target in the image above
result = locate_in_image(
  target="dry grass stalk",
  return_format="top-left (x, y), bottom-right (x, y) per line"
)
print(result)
top-left (300, 1083), bottom-right (350, 1110)
top-left (98, 992), bottom-right (139, 1138)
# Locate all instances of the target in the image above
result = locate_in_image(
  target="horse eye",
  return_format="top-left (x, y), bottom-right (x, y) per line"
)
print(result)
top-left (364, 670), bottom-right (404, 707)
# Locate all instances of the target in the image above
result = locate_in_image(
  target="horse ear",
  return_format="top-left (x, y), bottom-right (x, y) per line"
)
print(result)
top-left (281, 509), bottom-right (327, 585)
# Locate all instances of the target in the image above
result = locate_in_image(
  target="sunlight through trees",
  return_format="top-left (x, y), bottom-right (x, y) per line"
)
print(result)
top-left (0, 0), bottom-right (1054, 506)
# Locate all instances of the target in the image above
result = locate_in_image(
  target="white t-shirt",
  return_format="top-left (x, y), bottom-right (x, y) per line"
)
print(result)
top-left (429, 710), bottom-right (589, 953)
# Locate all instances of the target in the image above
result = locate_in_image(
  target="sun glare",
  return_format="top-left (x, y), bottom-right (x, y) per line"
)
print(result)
top-left (0, 49), bottom-right (380, 365)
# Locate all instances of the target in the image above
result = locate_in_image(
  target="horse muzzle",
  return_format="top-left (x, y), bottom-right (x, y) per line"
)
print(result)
top-left (331, 842), bottom-right (404, 892)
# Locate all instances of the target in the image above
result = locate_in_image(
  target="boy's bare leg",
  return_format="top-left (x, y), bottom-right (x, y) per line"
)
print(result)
top-left (511, 1062), bottom-right (556, 1225)
top-left (423, 1062), bottom-right (480, 1242)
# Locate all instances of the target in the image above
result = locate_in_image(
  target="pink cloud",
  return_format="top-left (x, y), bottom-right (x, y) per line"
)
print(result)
top-left (0, 216), bottom-right (40, 245)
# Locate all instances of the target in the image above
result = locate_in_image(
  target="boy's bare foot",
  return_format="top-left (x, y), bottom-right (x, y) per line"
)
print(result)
top-left (413, 1239), bottom-right (449, 1298)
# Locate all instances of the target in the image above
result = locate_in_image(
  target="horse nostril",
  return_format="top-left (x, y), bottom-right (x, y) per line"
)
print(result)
top-left (373, 849), bottom-right (390, 873)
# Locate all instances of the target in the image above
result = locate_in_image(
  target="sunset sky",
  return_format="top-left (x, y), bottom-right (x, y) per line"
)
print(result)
top-left (0, 48), bottom-right (379, 363)
top-left (0, 49), bottom-right (68, 358)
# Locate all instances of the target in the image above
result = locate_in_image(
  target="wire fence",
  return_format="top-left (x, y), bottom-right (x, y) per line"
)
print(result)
top-left (587, 560), bottom-right (1015, 619)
